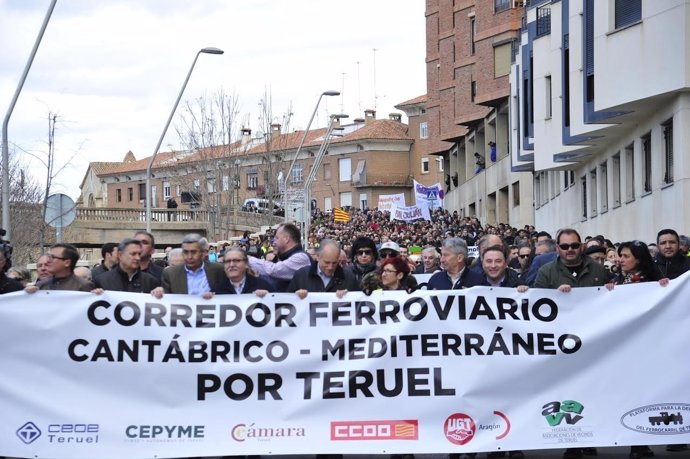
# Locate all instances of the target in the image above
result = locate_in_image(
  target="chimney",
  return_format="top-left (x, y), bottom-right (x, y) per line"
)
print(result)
top-left (270, 123), bottom-right (282, 134)
top-left (364, 109), bottom-right (376, 124)
top-left (353, 117), bottom-right (365, 124)
top-left (241, 127), bottom-right (252, 145)
top-left (389, 113), bottom-right (402, 122)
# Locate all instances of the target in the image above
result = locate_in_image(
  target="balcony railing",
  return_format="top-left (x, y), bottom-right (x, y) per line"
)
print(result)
top-left (352, 174), bottom-right (413, 188)
top-left (77, 207), bottom-right (210, 223)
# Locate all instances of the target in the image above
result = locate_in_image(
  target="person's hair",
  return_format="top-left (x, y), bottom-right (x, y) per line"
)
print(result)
top-left (555, 228), bottom-right (582, 245)
top-left (517, 242), bottom-right (532, 252)
top-left (278, 223), bottom-right (301, 244)
top-left (118, 238), bottom-right (142, 253)
top-left (536, 231), bottom-right (552, 240)
top-left (317, 239), bottom-right (340, 255)
top-left (351, 236), bottom-right (378, 262)
top-left (617, 240), bottom-right (662, 281)
top-left (134, 230), bottom-right (155, 246)
top-left (477, 234), bottom-right (504, 253)
top-left (656, 228), bottom-right (679, 245)
top-left (8, 266), bottom-right (29, 283)
top-left (481, 244), bottom-right (508, 261)
top-left (224, 247), bottom-right (248, 262)
top-left (169, 247), bottom-right (184, 259)
top-left (182, 233), bottom-right (209, 251)
top-left (442, 237), bottom-right (468, 258)
top-left (380, 256), bottom-right (410, 277)
top-left (52, 243), bottom-right (80, 271)
top-left (101, 242), bottom-right (118, 259)
top-left (679, 235), bottom-right (690, 247)
top-left (535, 239), bottom-right (556, 253)
top-left (421, 246), bottom-right (438, 258)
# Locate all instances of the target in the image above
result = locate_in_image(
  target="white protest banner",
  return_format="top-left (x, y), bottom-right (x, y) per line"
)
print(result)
top-left (1, 276), bottom-right (689, 458)
top-left (413, 180), bottom-right (443, 209)
top-left (377, 193), bottom-right (405, 212)
top-left (390, 203), bottom-right (431, 222)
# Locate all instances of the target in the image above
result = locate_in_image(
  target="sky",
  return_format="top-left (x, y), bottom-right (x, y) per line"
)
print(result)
top-left (0, 0), bottom-right (427, 201)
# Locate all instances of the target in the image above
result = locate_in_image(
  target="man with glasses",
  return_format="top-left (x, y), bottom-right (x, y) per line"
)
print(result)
top-left (29, 243), bottom-right (94, 292)
top-left (216, 247), bottom-right (273, 295)
top-left (153, 233), bottom-right (226, 296)
top-left (134, 230), bottom-right (164, 281)
top-left (534, 228), bottom-right (609, 292)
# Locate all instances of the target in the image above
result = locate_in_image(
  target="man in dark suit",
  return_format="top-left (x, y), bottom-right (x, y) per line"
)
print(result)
top-left (152, 233), bottom-right (225, 298)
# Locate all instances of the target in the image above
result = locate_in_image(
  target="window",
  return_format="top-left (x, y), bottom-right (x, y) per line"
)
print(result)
top-left (641, 132), bottom-right (652, 193)
top-left (222, 175), bottom-right (229, 191)
top-left (437, 157), bottom-right (444, 172)
top-left (470, 17), bottom-right (476, 55)
top-left (545, 75), bottom-right (552, 119)
top-left (471, 80), bottom-right (477, 103)
top-left (662, 118), bottom-right (674, 184)
top-left (625, 143), bottom-right (635, 202)
top-left (138, 183), bottom-right (146, 201)
top-left (495, 0), bottom-right (510, 13)
top-left (324, 197), bottom-right (332, 212)
top-left (207, 178), bottom-right (216, 193)
top-left (494, 43), bottom-right (511, 77)
top-left (339, 158), bottom-right (351, 182)
top-left (512, 181), bottom-right (520, 207)
top-left (612, 154), bottom-right (621, 207)
top-left (291, 163), bottom-right (303, 184)
top-left (615, 0), bottom-right (641, 29)
top-left (151, 185), bottom-right (157, 207)
top-left (581, 176), bottom-right (588, 220)
top-left (536, 6), bottom-right (551, 36)
top-left (323, 163), bottom-right (332, 180)
top-left (534, 174), bottom-right (541, 209)
top-left (419, 122), bottom-right (429, 139)
top-left (340, 192), bottom-right (352, 207)
top-left (599, 162), bottom-right (608, 212)
top-left (360, 193), bottom-right (368, 210)
top-left (128, 187), bottom-right (133, 201)
top-left (421, 158), bottom-right (430, 174)
top-left (176, 184), bottom-right (181, 196)
top-left (116, 189), bottom-right (122, 202)
top-left (193, 179), bottom-right (200, 191)
top-left (163, 181), bottom-right (171, 200)
top-left (247, 173), bottom-right (258, 190)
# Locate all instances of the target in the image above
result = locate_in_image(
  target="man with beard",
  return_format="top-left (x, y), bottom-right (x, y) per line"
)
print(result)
top-left (654, 228), bottom-right (690, 280)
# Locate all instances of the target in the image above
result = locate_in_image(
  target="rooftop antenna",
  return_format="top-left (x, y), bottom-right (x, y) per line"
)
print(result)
top-left (341, 71), bottom-right (346, 113)
top-left (372, 48), bottom-right (378, 110)
top-left (357, 61), bottom-right (362, 115)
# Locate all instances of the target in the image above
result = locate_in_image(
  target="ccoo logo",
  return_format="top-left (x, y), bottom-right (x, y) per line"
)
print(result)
top-left (17, 422), bottom-right (41, 444)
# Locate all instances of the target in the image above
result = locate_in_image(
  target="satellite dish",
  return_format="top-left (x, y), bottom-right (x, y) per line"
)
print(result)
top-left (45, 193), bottom-right (76, 228)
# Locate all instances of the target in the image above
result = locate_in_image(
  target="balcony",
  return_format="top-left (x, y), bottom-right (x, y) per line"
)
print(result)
top-left (352, 173), bottom-right (413, 188)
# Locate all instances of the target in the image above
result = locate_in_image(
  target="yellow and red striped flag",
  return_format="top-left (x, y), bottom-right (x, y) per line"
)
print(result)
top-left (333, 208), bottom-right (351, 223)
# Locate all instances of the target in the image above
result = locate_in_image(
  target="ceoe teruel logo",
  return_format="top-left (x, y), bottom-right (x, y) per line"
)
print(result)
top-left (17, 422), bottom-right (41, 444)
top-left (330, 420), bottom-right (418, 441)
top-left (444, 413), bottom-right (476, 445)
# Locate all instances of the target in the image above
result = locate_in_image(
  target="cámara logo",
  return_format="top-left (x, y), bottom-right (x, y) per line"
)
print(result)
top-left (444, 413), bottom-right (476, 445)
top-left (620, 403), bottom-right (690, 435)
top-left (231, 423), bottom-right (305, 442)
top-left (16, 422), bottom-right (41, 445)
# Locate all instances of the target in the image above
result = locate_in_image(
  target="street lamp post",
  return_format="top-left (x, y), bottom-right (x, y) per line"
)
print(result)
top-left (232, 158), bottom-right (240, 228)
top-left (145, 47), bottom-right (224, 233)
top-left (283, 90), bottom-right (339, 222)
top-left (2, 0), bottom-right (57, 240)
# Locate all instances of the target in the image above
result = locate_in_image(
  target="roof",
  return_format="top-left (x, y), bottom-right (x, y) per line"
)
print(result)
top-left (395, 94), bottom-right (427, 108)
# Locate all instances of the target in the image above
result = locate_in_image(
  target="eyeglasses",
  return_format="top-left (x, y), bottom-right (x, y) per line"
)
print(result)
top-left (558, 243), bottom-right (582, 251)
top-left (518, 254), bottom-right (530, 259)
top-left (224, 258), bottom-right (246, 264)
top-left (380, 251), bottom-right (397, 258)
top-left (48, 254), bottom-right (68, 260)
top-left (382, 268), bottom-right (398, 274)
top-left (356, 249), bottom-right (373, 256)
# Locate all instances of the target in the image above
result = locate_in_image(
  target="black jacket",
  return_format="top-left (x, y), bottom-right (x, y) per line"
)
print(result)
top-left (95, 265), bottom-right (161, 293)
top-left (654, 252), bottom-right (690, 280)
top-left (216, 274), bottom-right (275, 294)
top-left (0, 274), bottom-right (22, 294)
top-left (287, 262), bottom-right (359, 293)
top-left (480, 268), bottom-right (525, 287)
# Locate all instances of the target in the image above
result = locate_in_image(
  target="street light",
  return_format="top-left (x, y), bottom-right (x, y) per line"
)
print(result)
top-left (145, 47), bottom-right (224, 232)
top-left (283, 90), bottom-right (339, 221)
top-left (2, 0), bottom-right (57, 240)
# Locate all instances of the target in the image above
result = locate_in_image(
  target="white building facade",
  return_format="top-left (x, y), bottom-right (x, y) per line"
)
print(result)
top-left (511, 0), bottom-right (690, 242)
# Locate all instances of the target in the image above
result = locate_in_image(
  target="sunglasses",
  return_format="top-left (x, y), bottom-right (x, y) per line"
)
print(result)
top-left (558, 242), bottom-right (582, 251)
top-left (380, 252), bottom-right (397, 258)
top-left (356, 249), bottom-right (373, 256)
top-left (518, 254), bottom-right (530, 259)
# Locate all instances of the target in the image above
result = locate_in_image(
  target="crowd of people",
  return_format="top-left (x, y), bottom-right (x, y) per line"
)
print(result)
top-left (1, 207), bottom-right (689, 459)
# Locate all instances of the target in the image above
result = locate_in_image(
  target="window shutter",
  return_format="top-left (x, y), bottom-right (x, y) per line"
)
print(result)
top-left (615, 0), bottom-right (641, 29)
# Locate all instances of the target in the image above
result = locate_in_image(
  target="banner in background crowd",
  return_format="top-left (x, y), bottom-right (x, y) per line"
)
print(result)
top-left (389, 203), bottom-right (432, 222)
top-left (377, 193), bottom-right (406, 212)
top-left (1, 276), bottom-right (689, 458)
top-left (413, 180), bottom-right (443, 210)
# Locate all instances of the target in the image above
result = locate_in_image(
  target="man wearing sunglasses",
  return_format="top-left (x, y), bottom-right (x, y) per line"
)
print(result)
top-left (534, 228), bottom-right (609, 292)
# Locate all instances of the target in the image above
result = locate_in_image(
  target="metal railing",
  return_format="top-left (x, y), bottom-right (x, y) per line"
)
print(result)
top-left (77, 207), bottom-right (210, 223)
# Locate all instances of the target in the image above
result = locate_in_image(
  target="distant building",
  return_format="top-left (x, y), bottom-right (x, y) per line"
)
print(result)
top-left (511, 0), bottom-right (690, 242)
top-left (425, 0), bottom-right (534, 228)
